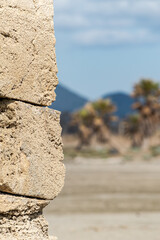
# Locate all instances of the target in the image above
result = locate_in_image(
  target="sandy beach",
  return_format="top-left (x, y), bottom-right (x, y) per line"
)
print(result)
top-left (44, 157), bottom-right (160, 240)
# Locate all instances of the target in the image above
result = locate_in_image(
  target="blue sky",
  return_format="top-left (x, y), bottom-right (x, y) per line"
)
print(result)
top-left (54, 0), bottom-right (160, 100)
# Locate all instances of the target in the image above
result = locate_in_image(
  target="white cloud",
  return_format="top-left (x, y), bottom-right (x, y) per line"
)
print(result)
top-left (75, 29), bottom-right (160, 46)
top-left (54, 0), bottom-right (160, 46)
top-left (54, 0), bottom-right (70, 10)
top-left (83, 1), bottom-right (160, 17)
top-left (56, 14), bottom-right (89, 28)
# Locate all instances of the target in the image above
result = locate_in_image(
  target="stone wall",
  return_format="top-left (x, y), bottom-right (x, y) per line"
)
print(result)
top-left (0, 0), bottom-right (65, 239)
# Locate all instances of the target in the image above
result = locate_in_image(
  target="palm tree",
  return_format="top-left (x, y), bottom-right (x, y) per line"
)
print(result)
top-left (133, 79), bottom-right (160, 137)
top-left (92, 99), bottom-right (117, 143)
top-left (125, 79), bottom-right (160, 147)
top-left (133, 79), bottom-right (159, 99)
top-left (71, 99), bottom-right (117, 148)
top-left (71, 103), bottom-right (96, 148)
top-left (92, 99), bottom-right (116, 118)
top-left (124, 114), bottom-right (143, 147)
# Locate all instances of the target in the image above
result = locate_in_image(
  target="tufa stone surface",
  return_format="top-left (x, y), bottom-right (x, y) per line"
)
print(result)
top-left (0, 193), bottom-right (51, 240)
top-left (0, 99), bottom-right (65, 200)
top-left (0, 0), bottom-right (58, 106)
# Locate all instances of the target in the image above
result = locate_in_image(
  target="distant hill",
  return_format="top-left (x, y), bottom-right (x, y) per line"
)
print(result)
top-left (103, 92), bottom-right (135, 119)
top-left (50, 84), bottom-right (88, 112)
top-left (51, 86), bottom-right (135, 120)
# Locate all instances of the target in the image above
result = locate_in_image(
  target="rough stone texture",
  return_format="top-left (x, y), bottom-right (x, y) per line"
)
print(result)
top-left (0, 99), bottom-right (65, 200)
top-left (0, 0), bottom-right (58, 106)
top-left (0, 193), bottom-right (51, 240)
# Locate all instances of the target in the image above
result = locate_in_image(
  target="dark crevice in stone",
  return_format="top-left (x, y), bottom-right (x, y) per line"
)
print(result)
top-left (0, 191), bottom-right (49, 201)
top-left (0, 31), bottom-right (18, 42)
top-left (0, 96), bottom-right (52, 107)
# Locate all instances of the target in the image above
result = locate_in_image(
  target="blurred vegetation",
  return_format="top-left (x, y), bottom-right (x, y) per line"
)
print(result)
top-left (64, 148), bottom-right (110, 160)
top-left (150, 145), bottom-right (160, 157)
top-left (62, 78), bottom-right (160, 160)
top-left (71, 99), bottom-right (117, 149)
top-left (124, 79), bottom-right (160, 147)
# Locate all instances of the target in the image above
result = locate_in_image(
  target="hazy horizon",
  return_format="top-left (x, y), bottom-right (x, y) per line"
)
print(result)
top-left (58, 82), bottom-right (132, 101)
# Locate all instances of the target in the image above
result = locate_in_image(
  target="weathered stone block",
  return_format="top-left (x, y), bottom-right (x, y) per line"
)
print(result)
top-left (0, 0), bottom-right (58, 106)
top-left (0, 100), bottom-right (65, 200)
top-left (0, 193), bottom-right (50, 240)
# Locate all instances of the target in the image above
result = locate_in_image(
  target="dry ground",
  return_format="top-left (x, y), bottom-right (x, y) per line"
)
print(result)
top-left (44, 157), bottom-right (160, 240)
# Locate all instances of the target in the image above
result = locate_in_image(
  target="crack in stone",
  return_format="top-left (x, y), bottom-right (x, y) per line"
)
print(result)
top-left (0, 31), bottom-right (18, 42)
top-left (32, 0), bottom-right (37, 10)
top-left (8, 5), bottom-right (32, 12)
top-left (0, 191), bottom-right (48, 201)
top-left (0, 4), bottom-right (36, 14)
top-left (11, 57), bottom-right (35, 92)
